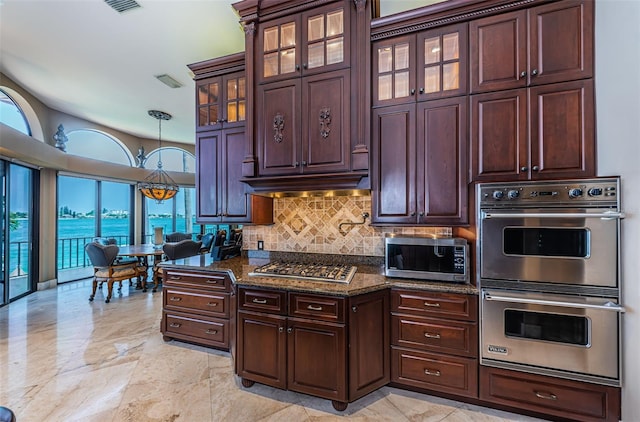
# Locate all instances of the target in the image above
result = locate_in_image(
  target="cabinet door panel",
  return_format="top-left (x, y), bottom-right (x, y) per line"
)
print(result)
top-left (237, 311), bottom-right (287, 389)
top-left (196, 131), bottom-right (221, 219)
top-left (257, 79), bottom-right (301, 175)
top-left (372, 35), bottom-right (417, 107)
top-left (529, 0), bottom-right (593, 86)
top-left (471, 89), bottom-right (528, 182)
top-left (221, 128), bottom-right (249, 220)
top-left (470, 10), bottom-right (527, 93)
top-left (530, 79), bottom-right (595, 179)
top-left (302, 69), bottom-right (350, 173)
top-left (371, 104), bottom-right (416, 224)
top-left (287, 318), bottom-right (346, 401)
top-left (417, 97), bottom-right (468, 224)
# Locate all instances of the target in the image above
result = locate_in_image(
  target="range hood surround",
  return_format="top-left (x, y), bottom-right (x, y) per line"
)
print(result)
top-left (242, 172), bottom-right (370, 197)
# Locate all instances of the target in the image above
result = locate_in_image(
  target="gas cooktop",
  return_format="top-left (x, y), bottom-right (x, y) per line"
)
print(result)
top-left (248, 261), bottom-right (357, 283)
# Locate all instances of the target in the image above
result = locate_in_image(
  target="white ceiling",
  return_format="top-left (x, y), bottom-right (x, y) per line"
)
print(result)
top-left (0, 0), bottom-right (431, 145)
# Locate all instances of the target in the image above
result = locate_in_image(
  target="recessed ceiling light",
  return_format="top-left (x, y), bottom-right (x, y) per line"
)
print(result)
top-left (155, 74), bottom-right (183, 89)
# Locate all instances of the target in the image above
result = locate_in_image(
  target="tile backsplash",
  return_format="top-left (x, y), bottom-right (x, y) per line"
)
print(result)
top-left (243, 196), bottom-right (451, 257)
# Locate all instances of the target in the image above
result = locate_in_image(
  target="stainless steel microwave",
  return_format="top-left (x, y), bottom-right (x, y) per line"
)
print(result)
top-left (384, 235), bottom-right (469, 283)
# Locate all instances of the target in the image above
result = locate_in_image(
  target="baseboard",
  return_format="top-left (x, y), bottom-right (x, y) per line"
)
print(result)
top-left (37, 279), bottom-right (58, 290)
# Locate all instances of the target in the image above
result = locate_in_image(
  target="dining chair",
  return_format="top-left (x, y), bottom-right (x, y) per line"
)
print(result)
top-left (152, 239), bottom-right (203, 292)
top-left (85, 242), bottom-right (139, 303)
top-left (198, 232), bottom-right (215, 253)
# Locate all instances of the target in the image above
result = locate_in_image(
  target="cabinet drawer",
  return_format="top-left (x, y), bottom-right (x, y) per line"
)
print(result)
top-left (163, 288), bottom-right (229, 318)
top-left (391, 347), bottom-right (478, 399)
top-left (479, 366), bottom-right (621, 422)
top-left (289, 293), bottom-right (346, 323)
top-left (391, 315), bottom-right (477, 358)
top-left (162, 311), bottom-right (229, 348)
top-left (239, 288), bottom-right (287, 315)
top-left (391, 289), bottom-right (477, 321)
top-left (164, 270), bottom-right (230, 292)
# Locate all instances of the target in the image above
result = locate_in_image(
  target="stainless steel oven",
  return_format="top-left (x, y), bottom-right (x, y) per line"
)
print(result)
top-left (477, 177), bottom-right (625, 386)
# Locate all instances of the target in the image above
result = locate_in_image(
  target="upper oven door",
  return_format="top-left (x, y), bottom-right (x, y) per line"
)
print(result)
top-left (480, 208), bottom-right (619, 287)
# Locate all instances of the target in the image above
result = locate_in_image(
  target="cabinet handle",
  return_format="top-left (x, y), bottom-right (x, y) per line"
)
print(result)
top-left (352, 306), bottom-right (357, 313)
top-left (252, 298), bottom-right (267, 304)
top-left (206, 279), bottom-right (219, 284)
top-left (169, 323), bottom-right (181, 328)
top-left (207, 302), bottom-right (218, 307)
top-left (307, 305), bottom-right (323, 311)
top-left (205, 329), bottom-right (218, 335)
top-left (531, 69), bottom-right (539, 76)
top-left (169, 276), bottom-right (181, 280)
top-left (534, 390), bottom-right (557, 400)
top-left (532, 165), bottom-right (540, 171)
top-left (287, 327), bottom-right (293, 334)
top-left (424, 369), bottom-right (441, 377)
top-left (424, 332), bottom-right (441, 339)
top-left (424, 302), bottom-right (441, 308)
top-left (419, 87), bottom-right (425, 94)
top-left (520, 166), bottom-right (528, 172)
top-left (410, 88), bottom-right (416, 95)
top-left (169, 296), bottom-right (182, 302)
top-left (520, 71), bottom-right (527, 78)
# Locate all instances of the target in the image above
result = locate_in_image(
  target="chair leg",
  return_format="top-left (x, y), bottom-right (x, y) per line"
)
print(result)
top-left (152, 270), bottom-right (161, 293)
top-left (89, 277), bottom-right (98, 301)
top-left (106, 279), bottom-right (114, 303)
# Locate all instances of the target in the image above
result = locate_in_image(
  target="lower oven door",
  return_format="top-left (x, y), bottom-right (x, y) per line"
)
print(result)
top-left (481, 289), bottom-right (623, 386)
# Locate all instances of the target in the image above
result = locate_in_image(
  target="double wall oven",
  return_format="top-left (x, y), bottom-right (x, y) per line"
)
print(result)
top-left (477, 177), bottom-right (625, 386)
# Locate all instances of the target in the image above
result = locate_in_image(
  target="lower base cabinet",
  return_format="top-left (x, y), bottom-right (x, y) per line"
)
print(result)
top-left (479, 366), bottom-right (621, 422)
top-left (237, 287), bottom-right (389, 410)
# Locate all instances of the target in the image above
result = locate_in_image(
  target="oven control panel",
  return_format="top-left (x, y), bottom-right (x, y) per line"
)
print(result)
top-left (478, 177), bottom-right (620, 207)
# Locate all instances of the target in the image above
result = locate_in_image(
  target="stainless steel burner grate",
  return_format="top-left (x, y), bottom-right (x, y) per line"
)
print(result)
top-left (249, 261), bottom-right (357, 283)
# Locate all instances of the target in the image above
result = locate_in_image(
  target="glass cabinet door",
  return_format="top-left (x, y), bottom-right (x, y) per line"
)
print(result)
top-left (417, 23), bottom-right (468, 100)
top-left (304, 6), bottom-right (345, 71)
top-left (372, 35), bottom-right (416, 106)
top-left (223, 73), bottom-right (246, 127)
top-left (261, 17), bottom-right (299, 80)
top-left (197, 78), bottom-right (221, 129)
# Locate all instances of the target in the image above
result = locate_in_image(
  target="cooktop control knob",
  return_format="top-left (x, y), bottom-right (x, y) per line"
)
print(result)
top-left (492, 190), bottom-right (504, 200)
top-left (568, 188), bottom-right (583, 198)
top-left (507, 190), bottom-right (520, 199)
top-left (588, 187), bottom-right (603, 196)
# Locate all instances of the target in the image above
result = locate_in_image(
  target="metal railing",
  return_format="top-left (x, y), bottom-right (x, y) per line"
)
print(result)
top-left (57, 235), bottom-right (130, 269)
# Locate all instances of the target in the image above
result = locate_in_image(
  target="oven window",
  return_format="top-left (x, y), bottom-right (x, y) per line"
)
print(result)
top-left (503, 227), bottom-right (589, 257)
top-left (504, 309), bottom-right (589, 346)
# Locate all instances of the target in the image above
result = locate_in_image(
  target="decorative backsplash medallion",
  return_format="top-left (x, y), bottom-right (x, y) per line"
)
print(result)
top-left (243, 196), bottom-right (451, 256)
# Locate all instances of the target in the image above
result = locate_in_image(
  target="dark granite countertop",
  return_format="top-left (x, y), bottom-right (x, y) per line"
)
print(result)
top-left (159, 254), bottom-right (479, 296)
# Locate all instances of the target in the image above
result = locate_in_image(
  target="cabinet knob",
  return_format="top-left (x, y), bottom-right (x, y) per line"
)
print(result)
top-left (410, 212), bottom-right (416, 217)
top-left (279, 326), bottom-right (284, 333)
top-left (410, 88), bottom-right (416, 95)
top-left (295, 64), bottom-right (300, 71)
top-left (532, 165), bottom-right (540, 171)
top-left (295, 162), bottom-right (300, 167)
top-left (520, 166), bottom-right (528, 172)
top-left (220, 118), bottom-right (227, 123)
top-left (531, 69), bottom-right (539, 76)
top-left (520, 71), bottom-right (527, 78)
top-left (419, 212), bottom-right (425, 217)
top-left (302, 63), bottom-right (308, 69)
top-left (302, 160), bottom-right (307, 166)
top-left (287, 327), bottom-right (292, 334)
top-left (352, 306), bottom-right (357, 313)
top-left (419, 87), bottom-right (425, 94)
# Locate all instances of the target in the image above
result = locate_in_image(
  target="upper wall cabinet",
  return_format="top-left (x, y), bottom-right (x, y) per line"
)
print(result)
top-left (195, 71), bottom-right (246, 132)
top-left (470, 0), bottom-right (593, 93)
top-left (372, 23), bottom-right (467, 107)
top-left (234, 0), bottom-right (375, 193)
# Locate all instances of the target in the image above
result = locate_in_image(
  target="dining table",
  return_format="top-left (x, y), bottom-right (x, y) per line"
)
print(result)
top-left (117, 244), bottom-right (165, 291)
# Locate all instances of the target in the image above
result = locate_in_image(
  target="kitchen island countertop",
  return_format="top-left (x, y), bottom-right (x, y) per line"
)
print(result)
top-left (159, 255), bottom-right (479, 296)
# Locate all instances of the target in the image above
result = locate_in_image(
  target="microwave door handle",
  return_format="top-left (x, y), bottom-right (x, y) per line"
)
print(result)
top-left (483, 292), bottom-right (626, 313)
top-left (482, 211), bottom-right (625, 220)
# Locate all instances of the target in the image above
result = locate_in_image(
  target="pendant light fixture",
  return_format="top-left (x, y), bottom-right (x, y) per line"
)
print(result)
top-left (138, 110), bottom-right (179, 203)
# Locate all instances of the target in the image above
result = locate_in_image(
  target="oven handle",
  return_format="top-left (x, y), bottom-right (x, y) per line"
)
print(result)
top-left (482, 211), bottom-right (625, 220)
top-left (483, 292), bottom-right (626, 313)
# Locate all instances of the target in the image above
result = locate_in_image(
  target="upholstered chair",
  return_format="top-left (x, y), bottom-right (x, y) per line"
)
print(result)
top-left (153, 240), bottom-right (202, 292)
top-left (198, 232), bottom-right (215, 253)
top-left (85, 242), bottom-right (139, 303)
top-left (164, 232), bottom-right (192, 242)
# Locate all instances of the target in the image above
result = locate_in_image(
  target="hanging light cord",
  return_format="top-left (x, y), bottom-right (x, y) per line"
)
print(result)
top-left (157, 117), bottom-right (163, 169)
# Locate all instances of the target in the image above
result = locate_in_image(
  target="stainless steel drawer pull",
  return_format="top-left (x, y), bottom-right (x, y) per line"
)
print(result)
top-left (169, 297), bottom-right (182, 302)
top-left (307, 305), bottom-right (323, 311)
top-left (424, 369), bottom-right (441, 377)
top-left (169, 323), bottom-right (181, 328)
top-left (205, 329), bottom-right (218, 335)
top-left (534, 391), bottom-right (557, 401)
top-left (252, 298), bottom-right (267, 304)
top-left (424, 302), bottom-right (441, 308)
top-left (424, 332), bottom-right (441, 339)
top-left (207, 302), bottom-right (218, 307)
top-left (169, 276), bottom-right (182, 280)
top-left (206, 280), bottom-right (219, 284)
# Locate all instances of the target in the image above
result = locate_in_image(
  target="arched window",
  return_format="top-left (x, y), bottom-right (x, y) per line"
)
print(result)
top-left (66, 129), bottom-right (135, 166)
top-left (145, 147), bottom-right (195, 173)
top-left (0, 89), bottom-right (31, 135)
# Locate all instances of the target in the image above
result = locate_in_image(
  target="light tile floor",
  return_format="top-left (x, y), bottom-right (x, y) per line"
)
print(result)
top-left (0, 280), bottom-right (547, 422)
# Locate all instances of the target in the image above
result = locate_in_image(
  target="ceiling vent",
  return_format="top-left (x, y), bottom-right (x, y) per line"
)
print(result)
top-left (104, 0), bottom-right (141, 13)
top-left (155, 74), bottom-right (183, 89)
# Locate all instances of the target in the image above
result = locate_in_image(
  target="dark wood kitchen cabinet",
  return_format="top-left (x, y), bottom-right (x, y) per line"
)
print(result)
top-left (470, 0), bottom-right (593, 94)
top-left (237, 287), bottom-right (389, 410)
top-left (189, 54), bottom-right (273, 224)
top-left (161, 269), bottom-right (235, 351)
top-left (390, 289), bottom-right (478, 399)
top-left (372, 95), bottom-right (468, 225)
top-left (233, 0), bottom-right (374, 191)
top-left (480, 366), bottom-right (621, 422)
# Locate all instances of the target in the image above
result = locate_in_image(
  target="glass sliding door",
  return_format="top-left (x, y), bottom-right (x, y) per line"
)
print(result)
top-left (100, 181), bottom-right (133, 246)
top-left (0, 160), bottom-right (5, 305)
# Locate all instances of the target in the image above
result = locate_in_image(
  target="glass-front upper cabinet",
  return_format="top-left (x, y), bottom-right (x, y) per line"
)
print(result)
top-left (258, 0), bottom-right (350, 83)
top-left (196, 71), bottom-right (245, 130)
top-left (373, 23), bottom-right (467, 106)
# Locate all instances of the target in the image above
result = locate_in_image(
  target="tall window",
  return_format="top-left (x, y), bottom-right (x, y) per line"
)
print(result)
top-left (144, 187), bottom-right (196, 241)
top-left (57, 175), bottom-right (133, 282)
top-left (0, 89), bottom-right (30, 135)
